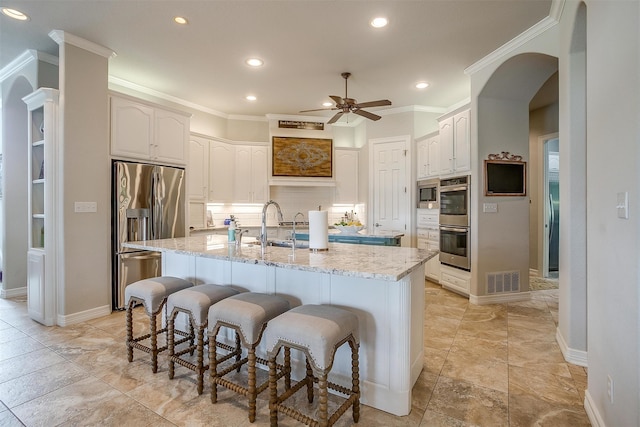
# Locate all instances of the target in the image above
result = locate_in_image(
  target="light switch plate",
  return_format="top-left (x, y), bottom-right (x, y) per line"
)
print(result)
top-left (483, 203), bottom-right (498, 213)
top-left (616, 192), bottom-right (629, 219)
top-left (75, 201), bottom-right (97, 213)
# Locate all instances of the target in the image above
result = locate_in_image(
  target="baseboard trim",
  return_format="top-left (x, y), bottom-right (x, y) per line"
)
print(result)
top-left (556, 327), bottom-right (588, 367)
top-left (0, 286), bottom-right (27, 299)
top-left (57, 304), bottom-right (111, 326)
top-left (584, 390), bottom-right (605, 427)
top-left (470, 291), bottom-right (531, 305)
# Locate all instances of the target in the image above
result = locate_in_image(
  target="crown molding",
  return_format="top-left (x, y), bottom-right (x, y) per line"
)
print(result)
top-left (464, 13), bottom-right (560, 76)
top-left (228, 114), bottom-right (269, 122)
top-left (0, 49), bottom-right (59, 83)
top-left (48, 30), bottom-right (116, 59)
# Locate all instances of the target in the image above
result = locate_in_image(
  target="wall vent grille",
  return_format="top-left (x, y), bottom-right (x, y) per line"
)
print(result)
top-left (486, 270), bottom-right (521, 294)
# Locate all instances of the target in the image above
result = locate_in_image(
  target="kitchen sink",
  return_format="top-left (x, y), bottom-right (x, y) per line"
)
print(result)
top-left (266, 239), bottom-right (309, 249)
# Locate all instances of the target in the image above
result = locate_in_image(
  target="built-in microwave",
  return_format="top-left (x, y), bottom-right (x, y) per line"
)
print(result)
top-left (417, 178), bottom-right (439, 209)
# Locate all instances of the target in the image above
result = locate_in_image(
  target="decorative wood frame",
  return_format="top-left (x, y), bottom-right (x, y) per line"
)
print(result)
top-left (484, 152), bottom-right (527, 196)
top-left (272, 137), bottom-right (333, 177)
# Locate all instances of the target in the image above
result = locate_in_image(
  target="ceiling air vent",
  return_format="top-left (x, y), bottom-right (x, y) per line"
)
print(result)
top-left (487, 270), bottom-right (520, 294)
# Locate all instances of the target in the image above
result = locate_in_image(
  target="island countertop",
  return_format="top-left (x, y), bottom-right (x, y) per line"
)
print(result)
top-left (124, 234), bottom-right (436, 282)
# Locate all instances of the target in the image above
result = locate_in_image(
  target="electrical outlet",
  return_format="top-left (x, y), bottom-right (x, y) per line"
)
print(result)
top-left (607, 375), bottom-right (614, 403)
top-left (483, 203), bottom-right (498, 213)
top-left (74, 201), bottom-right (97, 213)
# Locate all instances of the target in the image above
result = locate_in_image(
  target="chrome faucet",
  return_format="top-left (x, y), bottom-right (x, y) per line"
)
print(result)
top-left (291, 212), bottom-right (305, 248)
top-left (260, 200), bottom-right (284, 248)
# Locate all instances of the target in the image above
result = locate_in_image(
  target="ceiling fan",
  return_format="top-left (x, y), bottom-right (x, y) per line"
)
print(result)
top-left (300, 72), bottom-right (392, 124)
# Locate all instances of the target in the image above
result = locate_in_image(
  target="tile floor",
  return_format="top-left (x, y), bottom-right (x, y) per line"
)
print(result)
top-left (0, 281), bottom-right (590, 426)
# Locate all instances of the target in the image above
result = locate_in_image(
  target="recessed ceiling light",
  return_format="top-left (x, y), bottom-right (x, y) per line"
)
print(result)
top-left (246, 58), bottom-right (264, 67)
top-left (174, 16), bottom-right (188, 25)
top-left (322, 102), bottom-right (333, 107)
top-left (415, 82), bottom-right (429, 89)
top-left (246, 95), bottom-right (257, 101)
top-left (370, 17), bottom-right (388, 28)
top-left (1, 7), bottom-right (29, 21)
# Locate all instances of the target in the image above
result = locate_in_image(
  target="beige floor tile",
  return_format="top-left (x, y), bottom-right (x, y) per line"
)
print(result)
top-left (0, 335), bottom-right (45, 362)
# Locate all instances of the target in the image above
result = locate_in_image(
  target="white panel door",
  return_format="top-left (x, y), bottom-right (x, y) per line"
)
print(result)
top-left (371, 137), bottom-right (409, 240)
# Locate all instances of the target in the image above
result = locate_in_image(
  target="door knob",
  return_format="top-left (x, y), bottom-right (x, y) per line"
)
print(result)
top-left (375, 223), bottom-right (381, 227)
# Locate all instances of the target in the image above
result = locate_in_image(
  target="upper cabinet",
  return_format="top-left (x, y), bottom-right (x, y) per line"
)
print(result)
top-left (110, 94), bottom-right (189, 165)
top-left (208, 140), bottom-right (235, 202)
top-left (437, 108), bottom-right (470, 175)
top-left (334, 148), bottom-right (359, 203)
top-left (188, 135), bottom-right (209, 201)
top-left (416, 133), bottom-right (439, 179)
top-left (234, 145), bottom-right (268, 204)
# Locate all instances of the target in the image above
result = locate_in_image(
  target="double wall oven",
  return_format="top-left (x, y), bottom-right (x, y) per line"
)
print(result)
top-left (439, 175), bottom-right (470, 270)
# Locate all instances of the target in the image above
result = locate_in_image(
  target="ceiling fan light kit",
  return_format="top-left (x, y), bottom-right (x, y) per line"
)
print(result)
top-left (300, 72), bottom-right (392, 124)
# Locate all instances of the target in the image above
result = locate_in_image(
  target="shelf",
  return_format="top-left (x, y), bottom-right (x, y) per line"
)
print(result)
top-left (33, 139), bottom-right (45, 147)
top-left (32, 179), bottom-right (45, 185)
top-left (33, 214), bottom-right (45, 219)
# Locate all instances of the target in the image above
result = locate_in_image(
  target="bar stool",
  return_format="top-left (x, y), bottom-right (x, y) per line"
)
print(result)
top-left (125, 276), bottom-right (194, 373)
top-left (208, 292), bottom-right (291, 423)
top-left (266, 304), bottom-right (360, 427)
top-left (166, 284), bottom-right (240, 394)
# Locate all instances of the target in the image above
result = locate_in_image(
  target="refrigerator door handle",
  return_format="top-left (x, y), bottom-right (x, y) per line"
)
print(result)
top-left (548, 193), bottom-right (554, 241)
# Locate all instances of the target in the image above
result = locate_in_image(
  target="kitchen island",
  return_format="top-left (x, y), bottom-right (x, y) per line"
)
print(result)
top-left (124, 235), bottom-right (436, 416)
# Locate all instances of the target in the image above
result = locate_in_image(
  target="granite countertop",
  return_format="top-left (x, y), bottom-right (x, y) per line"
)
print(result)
top-left (124, 234), bottom-right (436, 282)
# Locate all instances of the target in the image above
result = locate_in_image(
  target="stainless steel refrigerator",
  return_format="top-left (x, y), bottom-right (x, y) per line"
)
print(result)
top-left (111, 160), bottom-right (186, 310)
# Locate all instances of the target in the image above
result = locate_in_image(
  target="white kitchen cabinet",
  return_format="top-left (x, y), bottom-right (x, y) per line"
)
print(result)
top-left (234, 145), bottom-right (268, 203)
top-left (437, 108), bottom-right (470, 175)
top-left (23, 88), bottom-right (59, 326)
top-left (188, 135), bottom-right (209, 201)
top-left (416, 133), bottom-right (439, 179)
top-left (209, 140), bottom-right (235, 202)
top-left (334, 148), bottom-right (359, 203)
top-left (154, 108), bottom-right (189, 164)
top-left (440, 264), bottom-right (470, 296)
top-left (110, 94), bottom-right (189, 165)
top-left (417, 208), bottom-right (440, 283)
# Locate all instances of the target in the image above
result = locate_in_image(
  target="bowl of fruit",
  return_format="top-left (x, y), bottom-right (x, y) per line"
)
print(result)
top-left (334, 221), bottom-right (365, 234)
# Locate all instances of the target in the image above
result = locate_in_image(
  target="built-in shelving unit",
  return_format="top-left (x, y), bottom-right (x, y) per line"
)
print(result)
top-left (23, 88), bottom-right (59, 326)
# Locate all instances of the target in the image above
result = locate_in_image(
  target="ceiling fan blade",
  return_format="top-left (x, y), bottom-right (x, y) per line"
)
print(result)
top-left (329, 95), bottom-right (344, 105)
top-left (356, 99), bottom-right (392, 108)
top-left (299, 107), bottom-right (336, 113)
top-left (353, 109), bottom-right (381, 121)
top-left (327, 111), bottom-right (344, 124)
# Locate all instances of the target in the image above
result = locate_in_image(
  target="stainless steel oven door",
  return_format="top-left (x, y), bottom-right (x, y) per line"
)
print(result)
top-left (439, 185), bottom-right (469, 226)
top-left (439, 226), bottom-right (470, 270)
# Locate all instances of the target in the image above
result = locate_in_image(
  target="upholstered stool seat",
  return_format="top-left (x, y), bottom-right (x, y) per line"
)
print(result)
top-left (125, 276), bottom-right (194, 373)
top-left (166, 284), bottom-right (240, 394)
top-left (266, 304), bottom-right (360, 427)
top-left (208, 292), bottom-right (291, 422)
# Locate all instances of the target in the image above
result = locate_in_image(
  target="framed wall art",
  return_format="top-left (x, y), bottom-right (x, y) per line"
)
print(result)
top-left (272, 137), bottom-right (333, 177)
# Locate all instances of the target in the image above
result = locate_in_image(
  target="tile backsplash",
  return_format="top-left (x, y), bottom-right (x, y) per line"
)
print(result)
top-left (204, 186), bottom-right (365, 228)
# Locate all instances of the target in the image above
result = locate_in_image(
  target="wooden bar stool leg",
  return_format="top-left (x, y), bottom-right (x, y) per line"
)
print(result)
top-left (168, 311), bottom-right (176, 379)
top-left (268, 356), bottom-right (278, 427)
top-left (352, 340), bottom-right (360, 422)
top-left (126, 301), bottom-right (134, 363)
top-left (150, 308), bottom-right (159, 373)
top-left (210, 327), bottom-right (219, 403)
top-left (284, 347), bottom-right (291, 390)
top-left (305, 358), bottom-right (314, 403)
top-left (318, 372), bottom-right (328, 427)
top-left (248, 346), bottom-right (257, 422)
top-left (196, 327), bottom-right (205, 395)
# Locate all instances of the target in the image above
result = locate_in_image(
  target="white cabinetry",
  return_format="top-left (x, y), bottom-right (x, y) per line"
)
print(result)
top-left (416, 208), bottom-right (440, 282)
top-left (234, 145), bottom-right (268, 204)
top-left (334, 148), bottom-right (359, 203)
top-left (110, 94), bottom-right (189, 165)
top-left (23, 88), bottom-right (59, 326)
top-left (188, 135), bottom-right (209, 201)
top-left (438, 108), bottom-right (470, 175)
top-left (416, 133), bottom-right (439, 179)
top-left (440, 265), bottom-right (470, 296)
top-left (208, 140), bottom-right (235, 202)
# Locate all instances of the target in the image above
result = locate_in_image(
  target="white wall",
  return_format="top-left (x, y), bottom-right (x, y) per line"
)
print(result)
top-left (573, 1), bottom-right (639, 425)
top-left (58, 43), bottom-right (111, 315)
